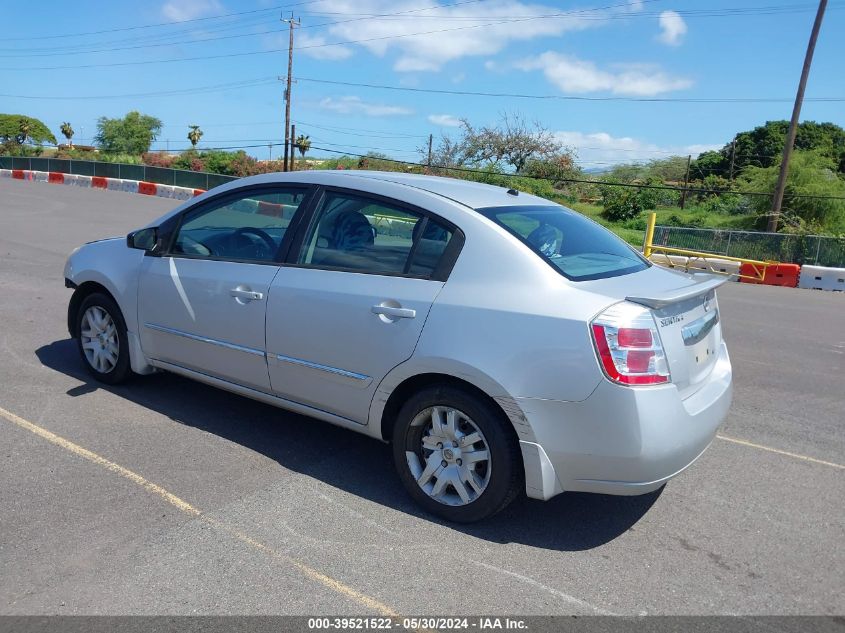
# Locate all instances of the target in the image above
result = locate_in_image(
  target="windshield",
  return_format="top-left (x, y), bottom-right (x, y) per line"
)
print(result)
top-left (478, 204), bottom-right (650, 281)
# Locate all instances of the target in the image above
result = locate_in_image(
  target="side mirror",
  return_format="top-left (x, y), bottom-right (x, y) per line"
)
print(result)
top-left (127, 227), bottom-right (159, 252)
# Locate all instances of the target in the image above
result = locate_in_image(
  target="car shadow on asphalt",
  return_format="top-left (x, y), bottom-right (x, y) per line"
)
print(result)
top-left (36, 338), bottom-right (663, 552)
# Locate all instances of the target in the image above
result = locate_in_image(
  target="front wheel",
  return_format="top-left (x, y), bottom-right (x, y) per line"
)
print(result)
top-left (75, 292), bottom-right (132, 384)
top-left (392, 385), bottom-right (523, 523)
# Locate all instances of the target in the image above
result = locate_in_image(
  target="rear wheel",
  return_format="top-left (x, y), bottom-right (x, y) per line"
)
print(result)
top-left (75, 293), bottom-right (132, 384)
top-left (392, 385), bottom-right (522, 522)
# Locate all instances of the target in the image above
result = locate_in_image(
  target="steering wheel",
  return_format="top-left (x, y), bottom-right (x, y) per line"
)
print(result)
top-left (228, 227), bottom-right (277, 259)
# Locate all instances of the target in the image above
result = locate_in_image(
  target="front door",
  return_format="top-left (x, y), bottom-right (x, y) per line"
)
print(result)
top-left (138, 185), bottom-right (312, 391)
top-left (266, 188), bottom-right (459, 422)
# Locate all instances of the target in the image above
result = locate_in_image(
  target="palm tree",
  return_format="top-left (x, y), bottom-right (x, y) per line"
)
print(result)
top-left (60, 122), bottom-right (74, 148)
top-left (187, 125), bottom-right (203, 149)
top-left (17, 118), bottom-right (32, 145)
top-left (295, 134), bottom-right (311, 161)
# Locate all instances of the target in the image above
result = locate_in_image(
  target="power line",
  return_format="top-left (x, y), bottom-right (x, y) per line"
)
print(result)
top-left (292, 119), bottom-right (429, 139)
top-left (299, 144), bottom-right (845, 200)
top-left (0, 77), bottom-right (278, 100)
top-left (299, 2), bottom-right (835, 20)
top-left (2, 4), bottom-right (287, 42)
top-left (0, 1), bottom-right (654, 71)
top-left (294, 76), bottom-right (845, 103)
top-left (15, 141), bottom-right (844, 200)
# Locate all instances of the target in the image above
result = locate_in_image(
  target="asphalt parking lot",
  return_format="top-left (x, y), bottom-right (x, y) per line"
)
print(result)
top-left (1, 177), bottom-right (843, 616)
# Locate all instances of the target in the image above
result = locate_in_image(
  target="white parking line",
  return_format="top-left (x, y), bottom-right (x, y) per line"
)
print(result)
top-left (0, 404), bottom-right (399, 616)
top-left (716, 434), bottom-right (844, 470)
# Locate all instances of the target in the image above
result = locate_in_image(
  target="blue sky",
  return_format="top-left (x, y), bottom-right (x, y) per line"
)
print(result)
top-left (3, 0), bottom-right (843, 168)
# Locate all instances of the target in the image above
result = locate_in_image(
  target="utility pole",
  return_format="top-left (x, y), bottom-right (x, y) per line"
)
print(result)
top-left (427, 133), bottom-right (433, 169)
top-left (679, 154), bottom-right (692, 210)
top-left (728, 138), bottom-right (736, 181)
top-left (769, 0), bottom-right (828, 232)
top-left (281, 14), bottom-right (299, 172)
top-left (290, 124), bottom-right (296, 172)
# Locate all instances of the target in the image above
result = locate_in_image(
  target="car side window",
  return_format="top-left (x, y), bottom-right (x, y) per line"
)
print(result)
top-left (297, 191), bottom-right (453, 277)
top-left (171, 188), bottom-right (308, 262)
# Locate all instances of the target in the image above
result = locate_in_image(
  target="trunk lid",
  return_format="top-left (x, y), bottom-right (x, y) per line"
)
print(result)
top-left (584, 266), bottom-right (726, 397)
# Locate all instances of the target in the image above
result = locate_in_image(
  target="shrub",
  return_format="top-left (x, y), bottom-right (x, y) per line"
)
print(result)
top-left (599, 183), bottom-right (643, 221)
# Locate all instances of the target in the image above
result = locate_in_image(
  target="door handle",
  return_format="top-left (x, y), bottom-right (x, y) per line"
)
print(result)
top-left (371, 305), bottom-right (416, 319)
top-left (230, 288), bottom-right (264, 302)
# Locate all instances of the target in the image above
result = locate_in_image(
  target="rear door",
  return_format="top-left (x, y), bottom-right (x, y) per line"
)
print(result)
top-left (138, 184), bottom-right (313, 391)
top-left (265, 187), bottom-right (462, 423)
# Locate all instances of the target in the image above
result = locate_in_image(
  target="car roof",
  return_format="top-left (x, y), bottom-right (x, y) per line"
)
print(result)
top-left (241, 170), bottom-right (559, 210)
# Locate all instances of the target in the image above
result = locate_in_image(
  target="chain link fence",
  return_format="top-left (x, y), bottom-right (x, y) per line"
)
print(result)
top-left (651, 226), bottom-right (845, 268)
top-left (0, 156), bottom-right (237, 190)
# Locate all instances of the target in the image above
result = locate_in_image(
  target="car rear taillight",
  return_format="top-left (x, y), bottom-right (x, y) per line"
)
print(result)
top-left (591, 302), bottom-right (670, 386)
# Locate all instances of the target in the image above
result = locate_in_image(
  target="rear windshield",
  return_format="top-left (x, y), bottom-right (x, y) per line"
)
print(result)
top-left (477, 204), bottom-right (650, 281)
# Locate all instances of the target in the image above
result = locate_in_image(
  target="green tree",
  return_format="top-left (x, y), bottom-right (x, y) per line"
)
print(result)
top-left (0, 114), bottom-right (57, 145)
top-left (741, 150), bottom-right (845, 232)
top-left (60, 122), bottom-right (74, 148)
top-left (698, 120), bottom-right (845, 178)
top-left (94, 111), bottom-right (162, 154)
top-left (187, 125), bottom-right (203, 148)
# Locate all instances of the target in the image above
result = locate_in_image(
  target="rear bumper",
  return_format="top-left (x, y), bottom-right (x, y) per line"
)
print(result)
top-left (518, 341), bottom-right (732, 499)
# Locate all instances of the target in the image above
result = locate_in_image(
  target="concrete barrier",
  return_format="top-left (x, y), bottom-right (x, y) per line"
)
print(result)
top-left (33, 171), bottom-right (48, 182)
top-left (172, 186), bottom-right (194, 201)
top-left (106, 178), bottom-right (123, 192)
top-left (0, 169), bottom-right (11, 178)
top-left (121, 179), bottom-right (139, 194)
top-left (62, 174), bottom-right (78, 186)
top-left (798, 265), bottom-right (845, 291)
top-left (75, 175), bottom-right (92, 188)
top-left (155, 184), bottom-right (175, 199)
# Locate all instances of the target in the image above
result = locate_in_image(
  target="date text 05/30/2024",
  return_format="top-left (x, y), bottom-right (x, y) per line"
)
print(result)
top-left (307, 617), bottom-right (528, 630)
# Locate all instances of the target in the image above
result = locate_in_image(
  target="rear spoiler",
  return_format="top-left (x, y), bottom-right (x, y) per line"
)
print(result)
top-left (626, 274), bottom-right (728, 310)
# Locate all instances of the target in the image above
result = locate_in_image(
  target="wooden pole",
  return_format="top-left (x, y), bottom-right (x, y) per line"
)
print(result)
top-left (769, 0), bottom-right (828, 232)
top-left (281, 15), bottom-right (298, 172)
top-left (728, 139), bottom-right (736, 181)
top-left (290, 124), bottom-right (296, 171)
top-left (679, 154), bottom-right (691, 210)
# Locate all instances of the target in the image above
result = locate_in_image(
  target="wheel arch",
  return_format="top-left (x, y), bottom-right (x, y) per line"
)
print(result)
top-left (68, 281), bottom-right (120, 338)
top-left (375, 366), bottom-right (533, 445)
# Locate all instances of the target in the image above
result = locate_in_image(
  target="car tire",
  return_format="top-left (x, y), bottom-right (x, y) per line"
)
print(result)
top-left (75, 292), bottom-right (132, 384)
top-left (392, 384), bottom-right (523, 523)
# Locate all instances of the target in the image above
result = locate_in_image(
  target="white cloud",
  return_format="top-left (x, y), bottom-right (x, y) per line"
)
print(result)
top-left (298, 32), bottom-right (353, 60)
top-left (319, 96), bottom-right (413, 116)
top-left (657, 10), bottom-right (687, 46)
top-left (554, 130), bottom-right (719, 168)
top-left (516, 52), bottom-right (692, 96)
top-left (297, 0), bottom-right (641, 72)
top-left (428, 114), bottom-right (462, 127)
top-left (161, 0), bottom-right (223, 21)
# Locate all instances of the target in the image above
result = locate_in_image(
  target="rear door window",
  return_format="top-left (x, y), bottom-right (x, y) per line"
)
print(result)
top-left (297, 191), bottom-right (455, 278)
top-left (478, 204), bottom-right (649, 281)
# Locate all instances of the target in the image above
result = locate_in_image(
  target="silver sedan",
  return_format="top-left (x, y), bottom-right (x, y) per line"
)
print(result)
top-left (64, 171), bottom-right (732, 522)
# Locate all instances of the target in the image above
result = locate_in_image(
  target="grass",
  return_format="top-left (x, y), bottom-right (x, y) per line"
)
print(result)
top-left (561, 200), bottom-right (759, 248)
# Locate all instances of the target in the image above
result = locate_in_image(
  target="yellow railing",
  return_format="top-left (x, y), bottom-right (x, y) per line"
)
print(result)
top-left (643, 212), bottom-right (775, 282)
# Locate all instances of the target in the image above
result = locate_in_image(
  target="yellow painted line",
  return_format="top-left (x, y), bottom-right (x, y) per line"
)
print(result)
top-left (0, 405), bottom-right (398, 616)
top-left (716, 434), bottom-right (845, 470)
